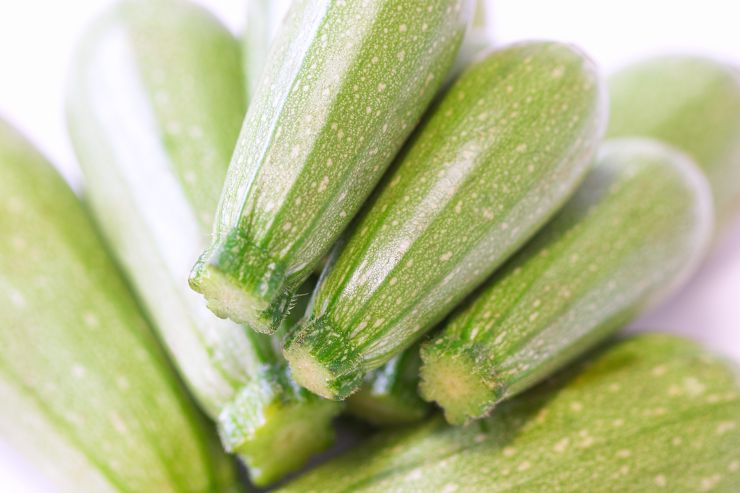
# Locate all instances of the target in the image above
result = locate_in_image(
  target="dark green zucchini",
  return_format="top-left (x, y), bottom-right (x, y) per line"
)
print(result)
top-left (190, 0), bottom-right (472, 333)
top-left (285, 41), bottom-right (607, 400)
top-left (420, 138), bottom-right (713, 424)
top-left (279, 334), bottom-right (740, 493)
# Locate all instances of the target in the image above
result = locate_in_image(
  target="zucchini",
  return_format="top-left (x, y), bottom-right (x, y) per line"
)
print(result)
top-left (190, 0), bottom-right (472, 333)
top-left (346, 345), bottom-right (429, 426)
top-left (285, 41), bottom-right (607, 400)
top-left (420, 138), bottom-right (713, 424)
top-left (0, 119), bottom-right (237, 492)
top-left (65, 0), bottom-right (340, 485)
top-left (607, 55), bottom-right (740, 225)
top-left (278, 334), bottom-right (740, 493)
top-left (281, 277), bottom-right (428, 426)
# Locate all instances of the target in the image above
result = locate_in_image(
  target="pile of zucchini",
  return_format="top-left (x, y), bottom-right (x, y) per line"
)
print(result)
top-left (1, 0), bottom-right (739, 491)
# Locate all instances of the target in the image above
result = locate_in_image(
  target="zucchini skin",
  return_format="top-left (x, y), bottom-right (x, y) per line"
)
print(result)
top-left (65, 0), bottom-right (340, 485)
top-left (278, 334), bottom-right (740, 493)
top-left (607, 55), bottom-right (740, 225)
top-left (190, 0), bottom-right (473, 333)
top-left (0, 119), bottom-right (236, 492)
top-left (420, 138), bottom-right (714, 424)
top-left (285, 41), bottom-right (607, 400)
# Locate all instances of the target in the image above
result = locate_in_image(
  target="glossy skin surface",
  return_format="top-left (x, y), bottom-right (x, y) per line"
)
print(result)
top-left (65, 0), bottom-right (340, 485)
top-left (420, 139), bottom-right (714, 424)
top-left (191, 0), bottom-right (472, 333)
top-left (286, 41), bottom-right (607, 400)
top-left (0, 120), bottom-right (235, 492)
top-left (279, 335), bottom-right (740, 493)
top-left (608, 55), bottom-right (740, 225)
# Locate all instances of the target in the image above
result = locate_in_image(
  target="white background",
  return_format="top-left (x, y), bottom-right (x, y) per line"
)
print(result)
top-left (1, 0), bottom-right (739, 491)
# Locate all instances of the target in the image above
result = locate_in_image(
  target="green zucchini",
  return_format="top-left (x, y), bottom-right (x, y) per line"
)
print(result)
top-left (280, 276), bottom-right (428, 426)
top-left (285, 41), bottom-right (608, 400)
top-left (278, 334), bottom-right (740, 493)
top-left (65, 0), bottom-right (340, 485)
top-left (242, 0), bottom-right (291, 100)
top-left (346, 345), bottom-right (429, 426)
top-left (420, 138), bottom-right (714, 424)
top-left (607, 55), bottom-right (740, 225)
top-left (0, 119), bottom-right (237, 492)
top-left (190, 0), bottom-right (472, 333)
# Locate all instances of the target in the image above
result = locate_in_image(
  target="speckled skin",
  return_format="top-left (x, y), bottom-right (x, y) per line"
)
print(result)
top-left (0, 120), bottom-right (236, 492)
top-left (285, 41), bottom-right (607, 400)
top-left (65, 0), bottom-right (340, 485)
top-left (278, 334), bottom-right (740, 493)
top-left (420, 139), bottom-right (714, 424)
top-left (191, 0), bottom-right (473, 333)
top-left (608, 55), bottom-right (740, 225)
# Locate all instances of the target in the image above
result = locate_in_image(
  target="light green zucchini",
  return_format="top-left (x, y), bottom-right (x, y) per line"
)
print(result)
top-left (190, 0), bottom-right (472, 333)
top-left (279, 334), bottom-right (740, 493)
top-left (65, 0), bottom-right (340, 485)
top-left (346, 345), bottom-right (429, 426)
top-left (419, 138), bottom-right (714, 424)
top-left (608, 55), bottom-right (740, 224)
top-left (285, 41), bottom-right (607, 400)
top-left (0, 119), bottom-right (237, 492)
top-left (241, 0), bottom-right (291, 100)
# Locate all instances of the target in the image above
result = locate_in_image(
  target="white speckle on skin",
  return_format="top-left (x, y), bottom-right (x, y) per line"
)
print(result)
top-left (517, 461), bottom-right (531, 472)
top-left (399, 24), bottom-right (408, 33)
top-left (9, 291), bottom-right (26, 307)
top-left (389, 277), bottom-right (398, 286)
top-left (570, 401), bottom-right (583, 412)
top-left (551, 66), bottom-right (565, 78)
top-left (83, 312), bottom-right (99, 328)
top-left (282, 222), bottom-right (293, 232)
top-left (318, 176), bottom-right (330, 193)
top-left (117, 375), bottom-right (130, 391)
top-left (516, 143), bottom-right (527, 153)
top-left (655, 475), bottom-right (667, 487)
top-left (441, 484), bottom-right (458, 493)
top-left (553, 437), bottom-right (569, 453)
top-left (72, 364), bottom-right (86, 379)
top-left (700, 475), bottom-right (722, 491)
top-left (616, 449), bottom-right (631, 459)
top-left (326, 158), bottom-right (333, 167)
top-left (110, 412), bottom-right (127, 434)
top-left (406, 468), bottom-right (423, 481)
top-left (728, 461), bottom-right (739, 472)
top-left (184, 171), bottom-right (197, 184)
top-left (378, 83), bottom-right (387, 92)
top-left (716, 421), bottom-right (736, 435)
top-left (503, 447), bottom-right (516, 457)
top-left (439, 251), bottom-right (453, 262)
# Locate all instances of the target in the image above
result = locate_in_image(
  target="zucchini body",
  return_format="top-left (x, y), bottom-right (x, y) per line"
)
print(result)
top-left (279, 334), bottom-right (740, 493)
top-left (65, 0), bottom-right (340, 485)
top-left (420, 138), bottom-right (714, 424)
top-left (285, 41), bottom-right (607, 400)
top-left (0, 119), bottom-right (236, 492)
top-left (190, 0), bottom-right (473, 333)
top-left (608, 55), bottom-right (740, 224)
